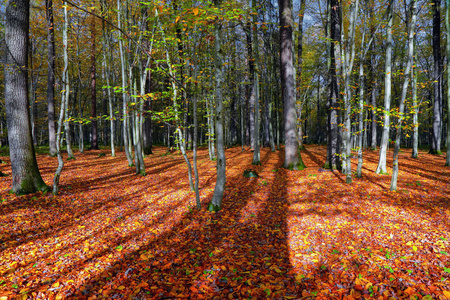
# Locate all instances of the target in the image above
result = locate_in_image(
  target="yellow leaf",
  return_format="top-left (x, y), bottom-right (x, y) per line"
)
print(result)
top-left (52, 282), bottom-right (60, 288)
top-left (406, 241), bottom-right (413, 246)
top-left (273, 266), bottom-right (282, 273)
top-left (192, 8), bottom-right (199, 16)
top-left (175, 16), bottom-right (180, 23)
top-left (117, 286), bottom-right (126, 290)
top-left (412, 246), bottom-right (418, 252)
top-left (443, 290), bottom-right (450, 299)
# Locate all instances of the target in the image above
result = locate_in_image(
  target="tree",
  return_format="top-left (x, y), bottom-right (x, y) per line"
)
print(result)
top-left (326, 0), bottom-right (341, 170)
top-left (375, 1), bottom-right (393, 175)
top-left (46, 0), bottom-right (57, 157)
top-left (430, 0), bottom-right (442, 155)
top-left (90, 1), bottom-right (99, 150)
top-left (280, 0), bottom-right (305, 170)
top-left (251, 0), bottom-right (260, 165)
top-left (446, 0), bottom-right (450, 165)
top-left (4, 0), bottom-right (49, 194)
top-left (390, 0), bottom-right (417, 191)
top-left (208, 0), bottom-right (226, 212)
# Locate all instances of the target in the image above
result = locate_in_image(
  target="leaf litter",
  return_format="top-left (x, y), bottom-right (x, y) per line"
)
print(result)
top-left (0, 145), bottom-right (449, 299)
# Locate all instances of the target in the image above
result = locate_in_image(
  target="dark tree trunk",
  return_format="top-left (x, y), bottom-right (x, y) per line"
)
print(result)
top-left (280, 0), bottom-right (305, 170)
top-left (246, 21), bottom-right (255, 150)
top-left (430, 0), bottom-right (442, 154)
top-left (46, 0), bottom-right (56, 156)
top-left (326, 0), bottom-right (341, 170)
top-left (5, 0), bottom-right (49, 194)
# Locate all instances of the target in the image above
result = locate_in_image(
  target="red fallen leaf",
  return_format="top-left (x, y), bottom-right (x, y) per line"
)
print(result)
top-left (404, 287), bottom-right (415, 295)
top-left (190, 286), bottom-right (198, 293)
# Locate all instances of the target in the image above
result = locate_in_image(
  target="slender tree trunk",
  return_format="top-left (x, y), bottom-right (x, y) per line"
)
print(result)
top-left (53, 76), bottom-right (66, 195)
top-left (46, 0), bottom-right (57, 157)
top-left (446, 0), bottom-right (450, 165)
top-left (297, 0), bottom-right (305, 149)
top-left (376, 2), bottom-right (393, 174)
top-left (411, 39), bottom-right (419, 158)
top-left (356, 43), bottom-right (365, 178)
top-left (101, 1), bottom-right (115, 157)
top-left (251, 0), bottom-right (261, 165)
top-left (90, 2), bottom-right (98, 150)
top-left (63, 2), bottom-right (74, 160)
top-left (370, 79), bottom-right (378, 150)
top-left (326, 0), bottom-right (341, 170)
top-left (246, 22), bottom-right (255, 150)
top-left (5, 0), bottom-right (49, 194)
top-left (341, 0), bottom-right (359, 183)
top-left (118, 0), bottom-right (133, 166)
top-left (431, 0), bottom-right (443, 154)
top-left (391, 0), bottom-right (416, 190)
top-left (208, 0), bottom-right (226, 211)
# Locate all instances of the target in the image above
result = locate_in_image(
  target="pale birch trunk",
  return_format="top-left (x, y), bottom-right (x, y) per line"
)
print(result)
top-left (117, 0), bottom-right (133, 166)
top-left (376, 3), bottom-right (393, 174)
top-left (390, 0), bottom-right (416, 190)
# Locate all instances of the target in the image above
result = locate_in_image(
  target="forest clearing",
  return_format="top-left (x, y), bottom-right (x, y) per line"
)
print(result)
top-left (0, 146), bottom-right (449, 299)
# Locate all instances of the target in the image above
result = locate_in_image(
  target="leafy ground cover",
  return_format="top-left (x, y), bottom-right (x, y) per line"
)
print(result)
top-left (0, 145), bottom-right (449, 299)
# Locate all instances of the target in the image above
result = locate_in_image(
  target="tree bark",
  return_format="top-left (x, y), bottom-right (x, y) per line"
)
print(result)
top-left (280, 0), bottom-right (305, 170)
top-left (46, 0), bottom-right (57, 157)
top-left (446, 0), bottom-right (450, 165)
top-left (251, 0), bottom-right (261, 165)
top-left (326, 0), bottom-right (341, 170)
top-left (90, 2), bottom-right (98, 150)
top-left (208, 0), bottom-right (226, 211)
top-left (391, 0), bottom-right (417, 190)
top-left (5, 0), bottom-right (49, 194)
top-left (430, 0), bottom-right (443, 155)
top-left (376, 2), bottom-right (393, 174)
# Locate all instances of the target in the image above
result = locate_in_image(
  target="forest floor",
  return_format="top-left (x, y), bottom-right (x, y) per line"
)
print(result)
top-left (0, 145), bottom-right (449, 300)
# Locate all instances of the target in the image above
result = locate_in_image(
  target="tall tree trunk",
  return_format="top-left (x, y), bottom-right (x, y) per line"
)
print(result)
top-left (63, 2), bottom-right (74, 160)
top-left (5, 0), bottom-right (49, 194)
top-left (326, 0), bottom-right (341, 170)
top-left (118, 0), bottom-right (133, 166)
top-left (101, 0), bottom-right (115, 157)
top-left (53, 73), bottom-right (66, 195)
top-left (280, 0), bottom-right (305, 170)
top-left (411, 50), bottom-right (419, 158)
top-left (391, 0), bottom-right (417, 190)
top-left (246, 21), bottom-right (255, 150)
top-left (90, 2), bottom-right (98, 150)
top-left (356, 34), bottom-right (366, 178)
top-left (208, 0), bottom-right (226, 212)
top-left (297, 0), bottom-right (305, 149)
top-left (46, 0), bottom-right (57, 157)
top-left (251, 0), bottom-right (261, 165)
top-left (376, 2), bottom-right (393, 174)
top-left (430, 0), bottom-right (443, 154)
top-left (370, 79), bottom-right (378, 150)
top-left (341, 0), bottom-right (359, 184)
top-left (446, 0), bottom-right (450, 165)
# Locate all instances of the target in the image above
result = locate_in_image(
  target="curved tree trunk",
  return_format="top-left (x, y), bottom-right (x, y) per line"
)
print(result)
top-left (5, 0), bottom-right (49, 195)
